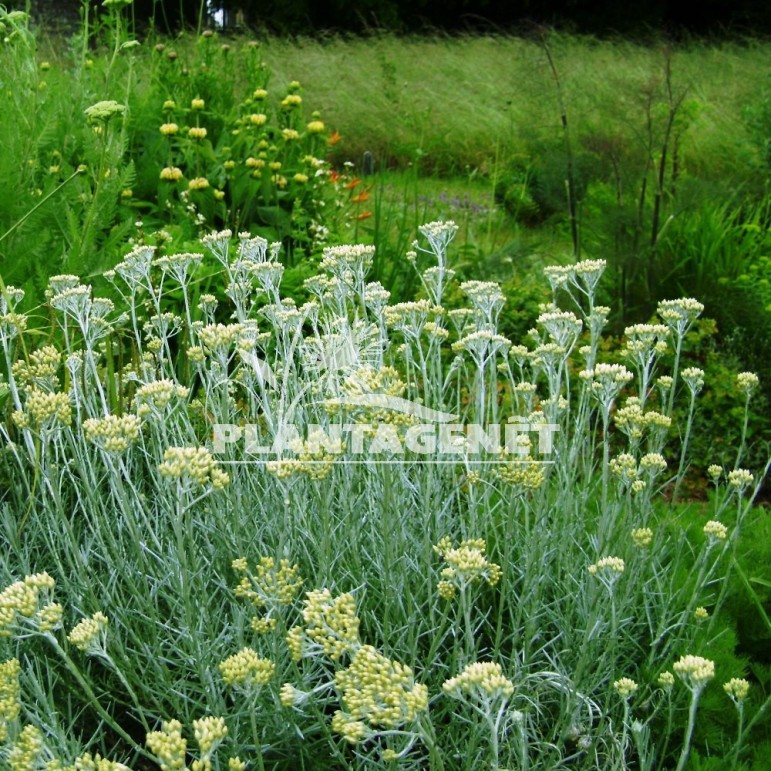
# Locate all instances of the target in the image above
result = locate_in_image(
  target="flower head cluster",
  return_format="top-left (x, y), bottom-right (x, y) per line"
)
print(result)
top-left (197, 323), bottom-right (243, 352)
top-left (292, 589), bottom-right (360, 661)
top-left (631, 527), bottom-right (654, 548)
top-left (588, 557), bottom-right (625, 582)
top-left (723, 678), bottom-right (750, 704)
top-left (232, 556), bottom-right (303, 633)
top-left (417, 220), bottom-right (458, 265)
top-left (736, 372), bottom-right (759, 396)
top-left (146, 720), bottom-right (187, 771)
top-left (434, 537), bottom-right (502, 599)
top-left (0, 658), bottom-right (21, 742)
top-left (673, 655), bottom-right (715, 691)
top-left (158, 446), bottom-right (229, 489)
top-left (495, 459), bottom-right (545, 491)
top-left (442, 662), bottom-right (514, 701)
top-left (83, 414), bottom-right (141, 453)
top-left (193, 715), bottom-right (228, 760)
top-left (0, 572), bottom-right (56, 637)
top-left (134, 379), bottom-right (190, 415)
top-left (580, 363), bottom-right (633, 408)
top-left (84, 100), bottom-right (126, 124)
top-left (11, 345), bottom-right (61, 390)
top-left (613, 677), bottom-right (638, 699)
top-left (67, 611), bottom-right (109, 653)
top-left (657, 298), bottom-right (704, 336)
top-left (728, 468), bottom-right (753, 492)
top-left (334, 645), bottom-right (429, 732)
top-left (703, 520), bottom-right (728, 543)
top-left (219, 648), bottom-right (275, 689)
top-left (681, 367), bottom-right (705, 396)
top-left (14, 388), bottom-right (71, 429)
top-left (7, 724), bottom-right (45, 769)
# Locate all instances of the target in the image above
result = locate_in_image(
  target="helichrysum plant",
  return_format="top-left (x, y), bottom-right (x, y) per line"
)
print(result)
top-left (0, 220), bottom-right (767, 769)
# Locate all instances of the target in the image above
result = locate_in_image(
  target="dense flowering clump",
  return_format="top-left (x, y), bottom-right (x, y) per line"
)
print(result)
top-left (297, 589), bottom-right (361, 661)
top-left (334, 645), bottom-right (428, 730)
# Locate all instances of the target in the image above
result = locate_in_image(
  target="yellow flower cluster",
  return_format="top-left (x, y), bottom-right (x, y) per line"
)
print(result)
top-left (657, 671), bottom-right (675, 688)
top-left (609, 453), bottom-right (639, 487)
top-left (83, 414), bottom-right (141, 453)
top-left (219, 648), bottom-right (275, 688)
top-left (14, 388), bottom-right (71, 429)
top-left (442, 662), bottom-right (514, 700)
top-left (7, 724), bottom-right (45, 768)
top-left (188, 177), bottom-right (210, 191)
top-left (588, 556), bottom-right (625, 576)
top-left (657, 298), bottom-right (704, 329)
top-left (0, 573), bottom-right (56, 637)
top-left (0, 658), bottom-right (21, 743)
top-left (160, 166), bottom-right (183, 181)
top-left (330, 711), bottom-right (367, 744)
top-left (434, 537), bottom-right (502, 599)
top-left (146, 719), bottom-right (187, 771)
top-left (134, 379), bottom-right (189, 414)
top-left (673, 654), bottom-right (715, 690)
top-left (631, 527), bottom-right (654, 548)
top-left (723, 677), bottom-right (750, 703)
top-left (197, 323), bottom-right (242, 351)
top-left (11, 345), bottom-right (60, 389)
top-left (736, 371), bottom-right (759, 395)
top-left (47, 753), bottom-right (130, 770)
top-left (495, 459), bottom-right (545, 491)
top-left (48, 753), bottom-right (130, 770)
top-left (728, 468), bottom-right (753, 491)
top-left (67, 611), bottom-right (108, 653)
top-left (703, 520), bottom-right (728, 542)
top-left (233, 556), bottom-right (303, 607)
top-left (158, 447), bottom-right (229, 489)
top-left (694, 606), bottom-right (709, 622)
top-left (334, 645), bottom-right (428, 730)
top-left (193, 715), bottom-right (228, 756)
top-left (614, 402), bottom-right (671, 440)
top-left (294, 589), bottom-right (360, 661)
top-left (613, 677), bottom-right (638, 699)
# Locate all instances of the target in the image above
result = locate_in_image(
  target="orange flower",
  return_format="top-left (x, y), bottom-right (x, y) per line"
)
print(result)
top-left (327, 131), bottom-right (342, 146)
top-left (356, 211), bottom-right (373, 220)
top-left (329, 170), bottom-right (341, 183)
top-left (351, 190), bottom-right (370, 203)
top-left (345, 177), bottom-right (361, 190)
